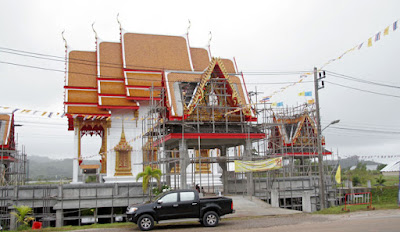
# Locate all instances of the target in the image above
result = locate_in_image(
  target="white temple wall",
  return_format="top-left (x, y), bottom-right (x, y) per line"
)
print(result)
top-left (105, 106), bottom-right (149, 182)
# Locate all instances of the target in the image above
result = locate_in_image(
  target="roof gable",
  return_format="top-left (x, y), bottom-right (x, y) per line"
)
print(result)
top-left (274, 113), bottom-right (317, 145)
top-left (184, 58), bottom-right (251, 117)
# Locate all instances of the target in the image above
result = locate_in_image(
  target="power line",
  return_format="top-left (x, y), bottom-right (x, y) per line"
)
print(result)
top-left (326, 81), bottom-right (400, 99)
top-left (0, 46), bottom-right (310, 75)
top-left (0, 60), bottom-right (314, 85)
top-left (330, 126), bottom-right (400, 135)
top-left (326, 70), bottom-right (400, 89)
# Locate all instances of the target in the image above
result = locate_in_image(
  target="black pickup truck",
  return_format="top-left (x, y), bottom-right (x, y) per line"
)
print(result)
top-left (126, 189), bottom-right (234, 231)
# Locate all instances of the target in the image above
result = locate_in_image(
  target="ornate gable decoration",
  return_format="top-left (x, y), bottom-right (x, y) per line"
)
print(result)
top-left (184, 57), bottom-right (251, 117)
top-left (114, 125), bottom-right (133, 176)
top-left (274, 112), bottom-right (317, 145)
top-left (114, 127), bottom-right (133, 152)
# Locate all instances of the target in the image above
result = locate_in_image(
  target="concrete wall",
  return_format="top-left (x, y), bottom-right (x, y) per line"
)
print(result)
top-left (0, 182), bottom-right (145, 230)
top-left (227, 175), bottom-right (333, 212)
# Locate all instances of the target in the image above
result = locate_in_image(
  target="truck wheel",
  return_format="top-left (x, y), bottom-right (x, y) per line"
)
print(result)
top-left (137, 214), bottom-right (154, 231)
top-left (202, 211), bottom-right (219, 227)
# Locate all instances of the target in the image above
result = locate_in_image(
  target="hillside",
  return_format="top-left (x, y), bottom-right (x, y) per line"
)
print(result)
top-left (325, 156), bottom-right (383, 170)
top-left (27, 156), bottom-right (73, 180)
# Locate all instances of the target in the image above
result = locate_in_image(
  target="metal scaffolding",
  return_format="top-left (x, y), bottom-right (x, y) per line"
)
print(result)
top-left (140, 81), bottom-right (336, 211)
top-left (0, 146), bottom-right (27, 186)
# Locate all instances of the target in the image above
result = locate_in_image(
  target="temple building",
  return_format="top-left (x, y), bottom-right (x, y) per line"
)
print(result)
top-left (64, 25), bottom-right (264, 187)
top-left (268, 110), bottom-right (332, 156)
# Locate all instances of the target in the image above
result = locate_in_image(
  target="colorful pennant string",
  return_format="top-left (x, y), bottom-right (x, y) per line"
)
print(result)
top-left (321, 19), bottom-right (399, 69)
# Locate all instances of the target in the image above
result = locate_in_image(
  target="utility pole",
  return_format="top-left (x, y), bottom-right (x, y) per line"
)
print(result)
top-left (314, 67), bottom-right (326, 210)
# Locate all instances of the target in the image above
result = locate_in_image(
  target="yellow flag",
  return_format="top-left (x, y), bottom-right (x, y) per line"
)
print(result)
top-left (384, 26), bottom-right (389, 36)
top-left (335, 165), bottom-right (341, 184)
top-left (368, 38), bottom-right (372, 47)
top-left (271, 102), bottom-right (277, 106)
top-left (298, 91), bottom-right (305, 96)
top-left (307, 99), bottom-right (315, 104)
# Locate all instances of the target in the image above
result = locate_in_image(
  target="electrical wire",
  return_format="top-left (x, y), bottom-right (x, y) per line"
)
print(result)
top-left (0, 46), bottom-right (311, 75)
top-left (0, 59), bottom-right (314, 85)
top-left (330, 126), bottom-right (400, 135)
top-left (326, 70), bottom-right (400, 89)
top-left (325, 80), bottom-right (400, 98)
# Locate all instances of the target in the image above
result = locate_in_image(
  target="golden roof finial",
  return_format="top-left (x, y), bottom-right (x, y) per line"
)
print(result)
top-left (117, 13), bottom-right (123, 42)
top-left (187, 19), bottom-right (191, 35)
top-left (208, 31), bottom-right (212, 46)
top-left (61, 30), bottom-right (68, 50)
top-left (92, 22), bottom-right (98, 41)
top-left (121, 117), bottom-right (126, 141)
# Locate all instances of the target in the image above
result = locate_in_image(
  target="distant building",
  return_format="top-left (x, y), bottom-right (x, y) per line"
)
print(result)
top-left (380, 161), bottom-right (400, 176)
top-left (349, 164), bottom-right (378, 171)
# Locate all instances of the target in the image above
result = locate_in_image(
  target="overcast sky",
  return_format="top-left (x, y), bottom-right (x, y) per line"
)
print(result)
top-left (1, 0), bottom-right (400, 164)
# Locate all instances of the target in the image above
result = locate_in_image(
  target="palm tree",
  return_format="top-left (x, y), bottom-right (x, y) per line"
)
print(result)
top-left (11, 205), bottom-right (34, 228)
top-left (375, 175), bottom-right (386, 186)
top-left (136, 166), bottom-right (162, 199)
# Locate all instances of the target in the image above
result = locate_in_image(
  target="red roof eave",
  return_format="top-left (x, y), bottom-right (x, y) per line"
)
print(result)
top-left (153, 133), bottom-right (265, 147)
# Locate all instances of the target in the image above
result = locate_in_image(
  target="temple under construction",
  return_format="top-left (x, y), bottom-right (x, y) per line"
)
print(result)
top-left (0, 113), bottom-right (26, 186)
top-left (62, 21), bottom-right (336, 211)
top-left (0, 21), bottom-right (341, 231)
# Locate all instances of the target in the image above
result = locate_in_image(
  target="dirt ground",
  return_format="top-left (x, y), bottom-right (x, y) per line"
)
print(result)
top-left (71, 209), bottom-right (400, 232)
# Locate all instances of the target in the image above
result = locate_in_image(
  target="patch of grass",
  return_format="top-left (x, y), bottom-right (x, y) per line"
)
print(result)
top-left (314, 186), bottom-right (399, 215)
top-left (379, 175), bottom-right (399, 187)
top-left (8, 222), bottom-right (134, 232)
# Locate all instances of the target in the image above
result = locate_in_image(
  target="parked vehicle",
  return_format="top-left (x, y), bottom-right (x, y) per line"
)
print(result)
top-left (126, 189), bottom-right (234, 231)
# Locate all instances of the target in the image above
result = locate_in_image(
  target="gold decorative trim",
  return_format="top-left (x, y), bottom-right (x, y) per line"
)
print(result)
top-left (114, 124), bottom-right (133, 176)
top-left (184, 57), bottom-right (251, 117)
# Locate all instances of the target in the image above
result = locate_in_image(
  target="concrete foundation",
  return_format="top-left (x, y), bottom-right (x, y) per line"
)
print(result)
top-left (1, 183), bottom-right (144, 230)
top-left (302, 191), bottom-right (312, 213)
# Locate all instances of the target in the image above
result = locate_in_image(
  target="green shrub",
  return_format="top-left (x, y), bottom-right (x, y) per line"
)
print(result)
top-left (352, 176), bottom-right (361, 186)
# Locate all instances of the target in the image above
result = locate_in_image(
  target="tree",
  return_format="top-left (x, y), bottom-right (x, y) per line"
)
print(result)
top-left (136, 166), bottom-right (162, 199)
top-left (11, 205), bottom-right (34, 230)
top-left (375, 175), bottom-right (386, 186)
top-left (352, 176), bottom-right (361, 187)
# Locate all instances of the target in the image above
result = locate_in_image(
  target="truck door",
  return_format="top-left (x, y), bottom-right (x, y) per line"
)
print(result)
top-left (155, 192), bottom-right (179, 220)
top-left (176, 191), bottom-right (199, 219)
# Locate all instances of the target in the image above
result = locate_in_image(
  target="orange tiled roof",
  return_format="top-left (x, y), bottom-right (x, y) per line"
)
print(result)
top-left (65, 51), bottom-right (109, 116)
top-left (64, 31), bottom-right (252, 122)
top-left (98, 42), bottom-right (124, 79)
top-left (190, 48), bottom-right (210, 71)
top-left (123, 33), bottom-right (192, 71)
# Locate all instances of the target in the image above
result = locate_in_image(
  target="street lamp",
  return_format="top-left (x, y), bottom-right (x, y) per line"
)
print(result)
top-left (322, 120), bottom-right (340, 132)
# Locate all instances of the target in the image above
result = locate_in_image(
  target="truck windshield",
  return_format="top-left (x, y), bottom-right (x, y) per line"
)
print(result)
top-left (153, 192), bottom-right (168, 202)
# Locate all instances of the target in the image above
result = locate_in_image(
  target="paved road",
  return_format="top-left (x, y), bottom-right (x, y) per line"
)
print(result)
top-left (73, 209), bottom-right (400, 232)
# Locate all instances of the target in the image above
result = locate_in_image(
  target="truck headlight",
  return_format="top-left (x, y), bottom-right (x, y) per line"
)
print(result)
top-left (127, 207), bottom-right (138, 213)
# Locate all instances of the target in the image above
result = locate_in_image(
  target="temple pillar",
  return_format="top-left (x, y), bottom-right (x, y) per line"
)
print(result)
top-left (179, 140), bottom-right (189, 189)
top-left (245, 139), bottom-right (254, 196)
top-left (100, 126), bottom-right (108, 174)
top-left (165, 149), bottom-right (172, 187)
top-left (218, 146), bottom-right (228, 194)
top-left (72, 124), bottom-right (81, 184)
